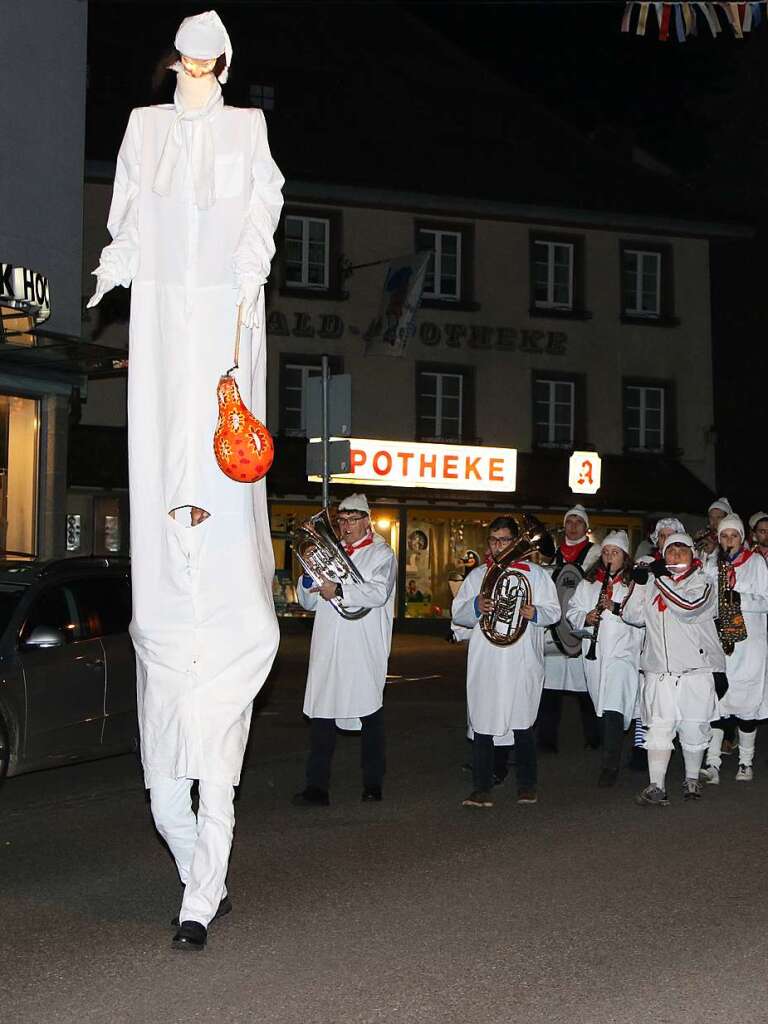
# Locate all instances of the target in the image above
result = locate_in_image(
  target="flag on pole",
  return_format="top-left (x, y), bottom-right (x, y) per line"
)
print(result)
top-left (363, 252), bottom-right (432, 357)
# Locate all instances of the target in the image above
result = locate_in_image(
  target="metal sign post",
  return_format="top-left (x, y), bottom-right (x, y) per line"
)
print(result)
top-left (321, 354), bottom-right (330, 508)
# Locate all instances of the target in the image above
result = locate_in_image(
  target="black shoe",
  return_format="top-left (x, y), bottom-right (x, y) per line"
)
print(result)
top-left (171, 894), bottom-right (232, 929)
top-left (291, 786), bottom-right (330, 807)
top-left (172, 921), bottom-right (207, 952)
top-left (361, 786), bottom-right (382, 802)
top-left (584, 738), bottom-right (602, 751)
top-left (597, 768), bottom-right (619, 788)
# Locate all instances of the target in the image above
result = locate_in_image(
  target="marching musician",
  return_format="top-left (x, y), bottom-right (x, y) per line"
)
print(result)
top-left (452, 516), bottom-right (560, 808)
top-left (627, 516), bottom-right (687, 768)
top-left (566, 531), bottom-right (642, 787)
top-left (748, 511), bottom-right (768, 560)
top-left (538, 505), bottom-right (601, 754)
top-left (621, 532), bottom-right (724, 806)
top-left (293, 494), bottom-right (397, 806)
top-left (699, 514), bottom-right (768, 784)
top-left (697, 497), bottom-right (733, 563)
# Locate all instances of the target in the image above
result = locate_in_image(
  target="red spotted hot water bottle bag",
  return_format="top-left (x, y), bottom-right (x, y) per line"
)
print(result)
top-left (214, 373), bottom-right (274, 483)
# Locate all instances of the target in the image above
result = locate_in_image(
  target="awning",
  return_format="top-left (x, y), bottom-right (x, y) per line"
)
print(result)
top-left (0, 323), bottom-right (127, 378)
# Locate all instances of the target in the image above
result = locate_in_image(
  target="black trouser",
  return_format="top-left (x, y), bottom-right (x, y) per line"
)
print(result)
top-left (601, 711), bottom-right (625, 773)
top-left (305, 708), bottom-right (385, 792)
top-left (473, 729), bottom-right (536, 791)
top-left (537, 689), bottom-right (602, 750)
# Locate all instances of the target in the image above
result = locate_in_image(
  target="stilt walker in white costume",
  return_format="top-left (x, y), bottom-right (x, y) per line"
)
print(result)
top-left (88, 10), bottom-right (284, 951)
top-left (567, 531), bottom-right (642, 787)
top-left (620, 533), bottom-right (725, 806)
top-left (699, 514), bottom-right (768, 784)
top-left (452, 516), bottom-right (561, 807)
top-left (293, 494), bottom-right (397, 805)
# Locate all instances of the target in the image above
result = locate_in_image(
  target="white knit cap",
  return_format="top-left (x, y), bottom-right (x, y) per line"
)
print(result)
top-left (662, 532), bottom-right (695, 555)
top-left (749, 511), bottom-right (768, 531)
top-left (708, 496), bottom-right (732, 516)
top-left (338, 493), bottom-right (370, 515)
top-left (175, 10), bottom-right (233, 83)
top-left (650, 517), bottom-right (685, 546)
top-left (564, 504), bottom-right (589, 528)
top-left (600, 530), bottom-right (630, 556)
top-left (717, 513), bottom-right (745, 539)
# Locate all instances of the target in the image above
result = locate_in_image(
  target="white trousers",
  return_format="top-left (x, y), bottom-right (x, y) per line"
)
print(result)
top-left (642, 671), bottom-right (717, 752)
top-left (150, 776), bottom-right (235, 928)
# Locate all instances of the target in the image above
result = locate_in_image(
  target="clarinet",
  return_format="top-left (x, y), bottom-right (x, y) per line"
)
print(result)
top-left (584, 573), bottom-right (611, 661)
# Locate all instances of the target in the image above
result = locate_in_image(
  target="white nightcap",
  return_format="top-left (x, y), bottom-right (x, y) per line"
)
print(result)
top-left (662, 532), bottom-right (695, 555)
top-left (717, 513), bottom-right (745, 540)
top-left (749, 511), bottom-right (768, 531)
top-left (600, 530), bottom-right (630, 556)
top-left (563, 504), bottom-right (589, 528)
top-left (338, 493), bottom-right (370, 515)
top-left (175, 10), bottom-right (233, 84)
top-left (708, 496), bottom-right (732, 516)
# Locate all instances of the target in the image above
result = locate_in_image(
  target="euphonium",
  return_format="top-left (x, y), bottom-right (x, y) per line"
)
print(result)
top-left (291, 508), bottom-right (371, 621)
top-left (479, 514), bottom-right (555, 646)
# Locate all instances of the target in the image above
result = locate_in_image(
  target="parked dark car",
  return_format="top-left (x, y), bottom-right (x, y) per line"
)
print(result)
top-left (0, 557), bottom-right (136, 782)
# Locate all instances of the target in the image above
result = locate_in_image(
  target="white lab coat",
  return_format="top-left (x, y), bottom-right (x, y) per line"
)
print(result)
top-left (452, 562), bottom-right (561, 735)
top-left (567, 576), bottom-right (642, 728)
top-left (298, 534), bottom-right (397, 727)
top-left (96, 103), bottom-right (284, 786)
top-left (543, 543), bottom-right (599, 693)
top-left (703, 550), bottom-right (768, 719)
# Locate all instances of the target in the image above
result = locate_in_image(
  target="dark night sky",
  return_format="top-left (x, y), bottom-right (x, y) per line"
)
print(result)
top-left (89, 0), bottom-right (767, 189)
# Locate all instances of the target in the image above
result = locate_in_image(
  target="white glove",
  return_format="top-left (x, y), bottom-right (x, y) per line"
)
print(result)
top-left (86, 275), bottom-right (116, 309)
top-left (236, 278), bottom-right (262, 328)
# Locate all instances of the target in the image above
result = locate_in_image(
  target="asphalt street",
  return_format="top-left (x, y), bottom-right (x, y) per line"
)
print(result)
top-left (2, 633), bottom-right (768, 1024)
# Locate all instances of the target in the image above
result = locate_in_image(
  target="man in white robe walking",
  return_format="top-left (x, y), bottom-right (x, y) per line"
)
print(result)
top-left (294, 494), bottom-right (397, 805)
top-left (452, 517), bottom-right (560, 807)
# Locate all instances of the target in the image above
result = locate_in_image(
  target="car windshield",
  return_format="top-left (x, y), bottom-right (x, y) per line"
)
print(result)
top-left (0, 583), bottom-right (27, 636)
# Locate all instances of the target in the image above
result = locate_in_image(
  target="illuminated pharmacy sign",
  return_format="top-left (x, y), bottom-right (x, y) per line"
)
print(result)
top-left (314, 438), bottom-right (518, 492)
top-left (569, 451), bottom-right (602, 495)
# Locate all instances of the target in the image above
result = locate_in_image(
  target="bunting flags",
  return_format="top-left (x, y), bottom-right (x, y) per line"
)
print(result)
top-left (621, 1), bottom-right (766, 39)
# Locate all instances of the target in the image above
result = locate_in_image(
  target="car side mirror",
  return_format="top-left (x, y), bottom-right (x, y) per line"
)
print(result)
top-left (23, 625), bottom-right (66, 649)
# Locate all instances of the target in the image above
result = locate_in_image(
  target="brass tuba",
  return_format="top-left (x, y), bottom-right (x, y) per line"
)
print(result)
top-left (291, 508), bottom-right (371, 621)
top-left (479, 514), bottom-right (555, 646)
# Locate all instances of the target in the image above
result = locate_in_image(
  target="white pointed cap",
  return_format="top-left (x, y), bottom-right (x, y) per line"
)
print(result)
top-left (175, 10), bottom-right (233, 84)
top-left (338, 493), bottom-right (370, 515)
top-left (717, 513), bottom-right (745, 540)
top-left (662, 532), bottom-right (695, 555)
top-left (749, 511), bottom-right (768, 531)
top-left (708, 496), bottom-right (732, 515)
top-left (600, 530), bottom-right (630, 556)
top-left (563, 504), bottom-right (589, 528)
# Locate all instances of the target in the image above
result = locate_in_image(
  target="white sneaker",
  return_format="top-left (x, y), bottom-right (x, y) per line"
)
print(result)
top-left (735, 763), bottom-right (754, 782)
top-left (699, 764), bottom-right (720, 785)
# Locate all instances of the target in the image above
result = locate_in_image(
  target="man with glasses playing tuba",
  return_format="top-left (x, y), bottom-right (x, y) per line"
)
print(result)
top-left (452, 516), bottom-right (560, 807)
top-left (292, 494), bottom-right (397, 806)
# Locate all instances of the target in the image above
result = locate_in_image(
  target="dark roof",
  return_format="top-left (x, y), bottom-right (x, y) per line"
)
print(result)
top-left (86, 3), bottom-right (743, 230)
